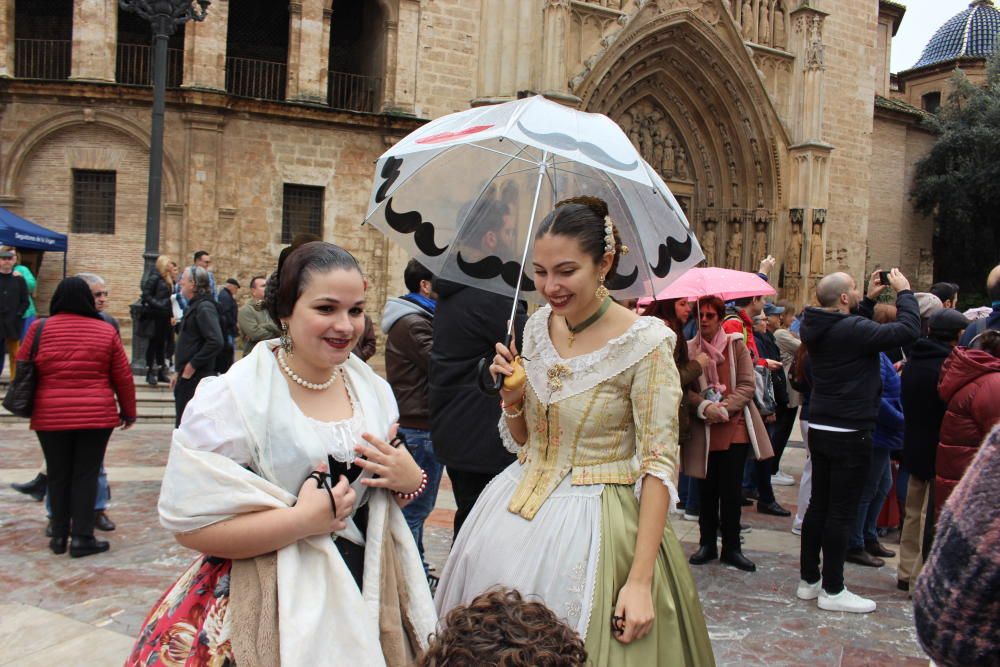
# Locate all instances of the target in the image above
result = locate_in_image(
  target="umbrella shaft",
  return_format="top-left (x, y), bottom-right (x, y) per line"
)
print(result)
top-left (506, 150), bottom-right (549, 341)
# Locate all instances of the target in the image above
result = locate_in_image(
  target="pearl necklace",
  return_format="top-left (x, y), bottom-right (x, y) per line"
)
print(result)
top-left (277, 348), bottom-right (339, 391)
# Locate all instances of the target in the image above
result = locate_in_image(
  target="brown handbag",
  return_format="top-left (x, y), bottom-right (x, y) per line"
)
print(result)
top-left (3, 318), bottom-right (45, 418)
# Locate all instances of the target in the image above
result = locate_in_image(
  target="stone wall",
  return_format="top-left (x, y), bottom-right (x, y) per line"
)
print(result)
top-left (815, 0), bottom-right (878, 283)
top-left (415, 0), bottom-right (480, 118)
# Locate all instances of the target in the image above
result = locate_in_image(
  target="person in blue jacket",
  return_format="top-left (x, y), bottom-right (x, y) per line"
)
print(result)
top-left (846, 301), bottom-right (905, 569)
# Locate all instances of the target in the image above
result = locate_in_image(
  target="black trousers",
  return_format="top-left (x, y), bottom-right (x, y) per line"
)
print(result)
top-left (447, 468), bottom-right (498, 541)
top-left (215, 342), bottom-right (234, 374)
top-left (38, 428), bottom-right (113, 538)
top-left (699, 443), bottom-right (749, 553)
top-left (174, 369), bottom-right (212, 426)
top-left (770, 404), bottom-right (799, 472)
top-left (145, 316), bottom-right (171, 368)
top-left (800, 428), bottom-right (872, 594)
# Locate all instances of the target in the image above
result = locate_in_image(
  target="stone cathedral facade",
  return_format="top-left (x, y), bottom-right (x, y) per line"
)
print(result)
top-left (0, 0), bottom-right (935, 334)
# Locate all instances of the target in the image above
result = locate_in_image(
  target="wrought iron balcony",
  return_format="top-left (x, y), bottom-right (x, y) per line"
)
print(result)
top-left (328, 71), bottom-right (380, 113)
top-left (14, 39), bottom-right (71, 80)
top-left (116, 43), bottom-right (184, 87)
top-left (225, 56), bottom-right (287, 101)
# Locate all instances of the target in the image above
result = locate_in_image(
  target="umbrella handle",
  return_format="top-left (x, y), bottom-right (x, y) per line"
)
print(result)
top-left (476, 333), bottom-right (512, 396)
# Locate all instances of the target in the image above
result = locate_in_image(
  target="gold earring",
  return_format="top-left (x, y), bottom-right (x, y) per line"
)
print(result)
top-left (280, 322), bottom-right (293, 354)
top-left (595, 274), bottom-right (610, 300)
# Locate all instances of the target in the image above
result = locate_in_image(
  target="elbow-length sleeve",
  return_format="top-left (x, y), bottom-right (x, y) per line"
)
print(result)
top-left (632, 336), bottom-right (682, 503)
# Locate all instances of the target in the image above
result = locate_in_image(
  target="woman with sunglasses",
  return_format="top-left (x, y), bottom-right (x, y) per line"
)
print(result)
top-left (684, 296), bottom-right (773, 572)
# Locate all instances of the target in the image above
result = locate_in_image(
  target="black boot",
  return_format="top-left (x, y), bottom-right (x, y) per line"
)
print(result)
top-left (689, 545), bottom-right (718, 565)
top-left (11, 473), bottom-right (47, 502)
top-left (70, 536), bottom-right (110, 558)
top-left (146, 367), bottom-right (158, 386)
top-left (721, 549), bottom-right (757, 572)
top-left (49, 536), bottom-right (68, 555)
top-left (157, 366), bottom-right (171, 383)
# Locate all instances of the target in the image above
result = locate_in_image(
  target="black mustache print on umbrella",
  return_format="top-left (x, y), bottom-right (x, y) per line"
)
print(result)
top-left (457, 253), bottom-right (536, 292)
top-left (606, 264), bottom-right (639, 290)
top-left (384, 198), bottom-right (449, 257)
top-left (649, 235), bottom-right (694, 278)
top-left (375, 156), bottom-right (403, 204)
top-left (516, 121), bottom-right (639, 172)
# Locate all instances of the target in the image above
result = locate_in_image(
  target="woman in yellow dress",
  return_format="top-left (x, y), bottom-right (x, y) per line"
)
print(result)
top-left (434, 197), bottom-right (715, 665)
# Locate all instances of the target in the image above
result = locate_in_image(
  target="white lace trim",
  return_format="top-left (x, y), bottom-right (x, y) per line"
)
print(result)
top-left (498, 414), bottom-right (522, 454)
top-left (523, 306), bottom-right (672, 405)
top-left (634, 472), bottom-right (680, 508)
top-left (300, 372), bottom-right (365, 463)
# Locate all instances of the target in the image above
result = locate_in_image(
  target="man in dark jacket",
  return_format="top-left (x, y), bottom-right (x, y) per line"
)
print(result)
top-left (0, 248), bottom-right (29, 379)
top-left (796, 268), bottom-right (920, 614)
top-left (960, 263), bottom-right (1000, 346)
top-left (216, 278), bottom-right (240, 373)
top-left (382, 259), bottom-right (438, 571)
top-left (171, 266), bottom-right (223, 426)
top-left (897, 308), bottom-right (968, 592)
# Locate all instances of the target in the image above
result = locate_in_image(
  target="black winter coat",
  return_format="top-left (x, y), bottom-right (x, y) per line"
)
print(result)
top-left (0, 272), bottom-right (28, 339)
top-left (428, 279), bottom-right (527, 474)
top-left (141, 272), bottom-right (173, 318)
top-left (217, 288), bottom-right (239, 338)
top-left (800, 291), bottom-right (920, 431)
top-left (900, 337), bottom-right (952, 481)
top-left (175, 295), bottom-right (223, 373)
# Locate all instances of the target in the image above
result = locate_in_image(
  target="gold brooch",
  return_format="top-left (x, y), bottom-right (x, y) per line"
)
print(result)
top-left (547, 363), bottom-right (571, 391)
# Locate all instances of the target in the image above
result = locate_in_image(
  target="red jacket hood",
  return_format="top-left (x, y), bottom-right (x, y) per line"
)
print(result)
top-left (938, 347), bottom-right (1000, 402)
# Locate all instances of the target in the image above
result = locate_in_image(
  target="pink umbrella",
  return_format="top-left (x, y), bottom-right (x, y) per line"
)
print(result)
top-left (638, 267), bottom-right (775, 306)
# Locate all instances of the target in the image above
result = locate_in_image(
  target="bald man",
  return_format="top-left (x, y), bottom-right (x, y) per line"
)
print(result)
top-left (959, 263), bottom-right (1000, 346)
top-left (796, 269), bottom-right (920, 614)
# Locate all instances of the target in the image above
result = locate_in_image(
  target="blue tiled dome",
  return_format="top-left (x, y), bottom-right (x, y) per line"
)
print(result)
top-left (913, 0), bottom-right (1000, 69)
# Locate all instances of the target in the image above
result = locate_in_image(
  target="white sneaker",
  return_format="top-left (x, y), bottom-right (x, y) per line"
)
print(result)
top-left (682, 512), bottom-right (699, 521)
top-left (796, 579), bottom-right (822, 601)
top-left (818, 587), bottom-right (876, 613)
top-left (791, 524), bottom-right (802, 536)
top-left (771, 471), bottom-right (796, 486)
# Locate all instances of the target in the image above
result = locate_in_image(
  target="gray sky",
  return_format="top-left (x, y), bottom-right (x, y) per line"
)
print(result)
top-left (891, 0), bottom-right (974, 72)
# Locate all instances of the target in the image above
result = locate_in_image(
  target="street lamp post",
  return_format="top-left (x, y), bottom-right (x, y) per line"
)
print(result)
top-left (120, 0), bottom-right (209, 376)
top-left (119, 0), bottom-right (210, 281)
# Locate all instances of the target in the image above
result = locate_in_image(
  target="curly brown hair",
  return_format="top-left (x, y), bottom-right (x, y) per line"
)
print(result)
top-left (417, 588), bottom-right (588, 667)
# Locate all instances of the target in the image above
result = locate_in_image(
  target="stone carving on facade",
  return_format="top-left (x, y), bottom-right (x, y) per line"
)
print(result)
top-left (726, 220), bottom-right (744, 270)
top-left (809, 209), bottom-right (827, 276)
top-left (701, 219), bottom-right (718, 266)
top-left (676, 146), bottom-right (689, 179)
top-left (756, 181), bottom-right (765, 207)
top-left (741, 0), bottom-right (754, 40)
top-left (758, 2), bottom-right (771, 46)
top-left (918, 248), bottom-right (934, 289)
top-left (786, 210), bottom-right (803, 275)
top-left (752, 219), bottom-right (769, 268)
top-left (773, 1), bottom-right (787, 50)
top-left (806, 15), bottom-right (825, 70)
top-left (620, 100), bottom-right (691, 181)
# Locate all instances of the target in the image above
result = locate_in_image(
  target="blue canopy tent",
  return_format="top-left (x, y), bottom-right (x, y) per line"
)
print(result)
top-left (0, 207), bottom-right (69, 276)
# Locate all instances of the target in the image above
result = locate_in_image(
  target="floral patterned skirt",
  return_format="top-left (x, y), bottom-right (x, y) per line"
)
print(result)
top-left (126, 555), bottom-right (235, 667)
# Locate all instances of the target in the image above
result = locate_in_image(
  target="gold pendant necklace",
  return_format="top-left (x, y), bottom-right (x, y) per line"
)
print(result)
top-left (565, 296), bottom-right (612, 348)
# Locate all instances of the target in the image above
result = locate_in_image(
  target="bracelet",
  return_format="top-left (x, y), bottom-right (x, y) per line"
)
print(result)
top-left (502, 404), bottom-right (525, 419)
top-left (394, 468), bottom-right (429, 500)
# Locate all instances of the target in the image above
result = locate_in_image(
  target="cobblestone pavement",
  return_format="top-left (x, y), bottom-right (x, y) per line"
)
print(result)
top-left (0, 423), bottom-right (929, 666)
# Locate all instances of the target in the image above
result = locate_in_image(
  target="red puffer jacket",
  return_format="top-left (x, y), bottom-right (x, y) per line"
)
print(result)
top-left (935, 347), bottom-right (1000, 516)
top-left (18, 314), bottom-right (137, 431)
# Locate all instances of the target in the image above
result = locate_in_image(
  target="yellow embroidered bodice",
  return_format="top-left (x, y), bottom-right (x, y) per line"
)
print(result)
top-left (501, 307), bottom-right (682, 520)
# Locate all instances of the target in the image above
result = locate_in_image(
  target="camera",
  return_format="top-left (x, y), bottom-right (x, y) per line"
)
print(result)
top-left (879, 270), bottom-right (890, 286)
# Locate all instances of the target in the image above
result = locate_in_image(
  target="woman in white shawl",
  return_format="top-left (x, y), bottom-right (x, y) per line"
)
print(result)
top-left (127, 242), bottom-right (436, 667)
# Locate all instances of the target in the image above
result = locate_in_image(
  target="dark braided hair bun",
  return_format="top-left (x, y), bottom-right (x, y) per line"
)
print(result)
top-left (264, 240), bottom-right (362, 326)
top-left (536, 195), bottom-right (623, 276)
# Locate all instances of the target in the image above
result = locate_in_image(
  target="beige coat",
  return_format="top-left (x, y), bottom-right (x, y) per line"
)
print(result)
top-left (682, 333), bottom-right (774, 479)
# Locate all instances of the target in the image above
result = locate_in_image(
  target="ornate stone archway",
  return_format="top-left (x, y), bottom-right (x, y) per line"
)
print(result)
top-left (573, 6), bottom-right (790, 274)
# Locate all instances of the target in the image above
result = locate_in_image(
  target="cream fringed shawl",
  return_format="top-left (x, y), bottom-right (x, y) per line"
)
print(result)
top-left (157, 341), bottom-right (436, 666)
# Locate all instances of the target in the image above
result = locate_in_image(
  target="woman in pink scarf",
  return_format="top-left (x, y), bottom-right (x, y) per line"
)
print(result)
top-left (684, 296), bottom-right (772, 573)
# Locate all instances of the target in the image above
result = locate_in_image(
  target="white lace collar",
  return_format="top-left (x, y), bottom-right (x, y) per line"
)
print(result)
top-left (524, 306), bottom-right (672, 405)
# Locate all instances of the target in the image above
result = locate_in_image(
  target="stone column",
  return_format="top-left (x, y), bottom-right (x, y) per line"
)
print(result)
top-left (475, 0), bottom-right (541, 104)
top-left (286, 0), bottom-right (326, 104)
top-left (0, 0), bottom-right (14, 78)
top-left (386, 0), bottom-right (419, 114)
top-left (180, 111), bottom-right (226, 263)
top-left (182, 0), bottom-right (228, 91)
top-left (541, 0), bottom-right (571, 97)
top-left (785, 5), bottom-right (831, 302)
top-left (70, 0), bottom-right (116, 82)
